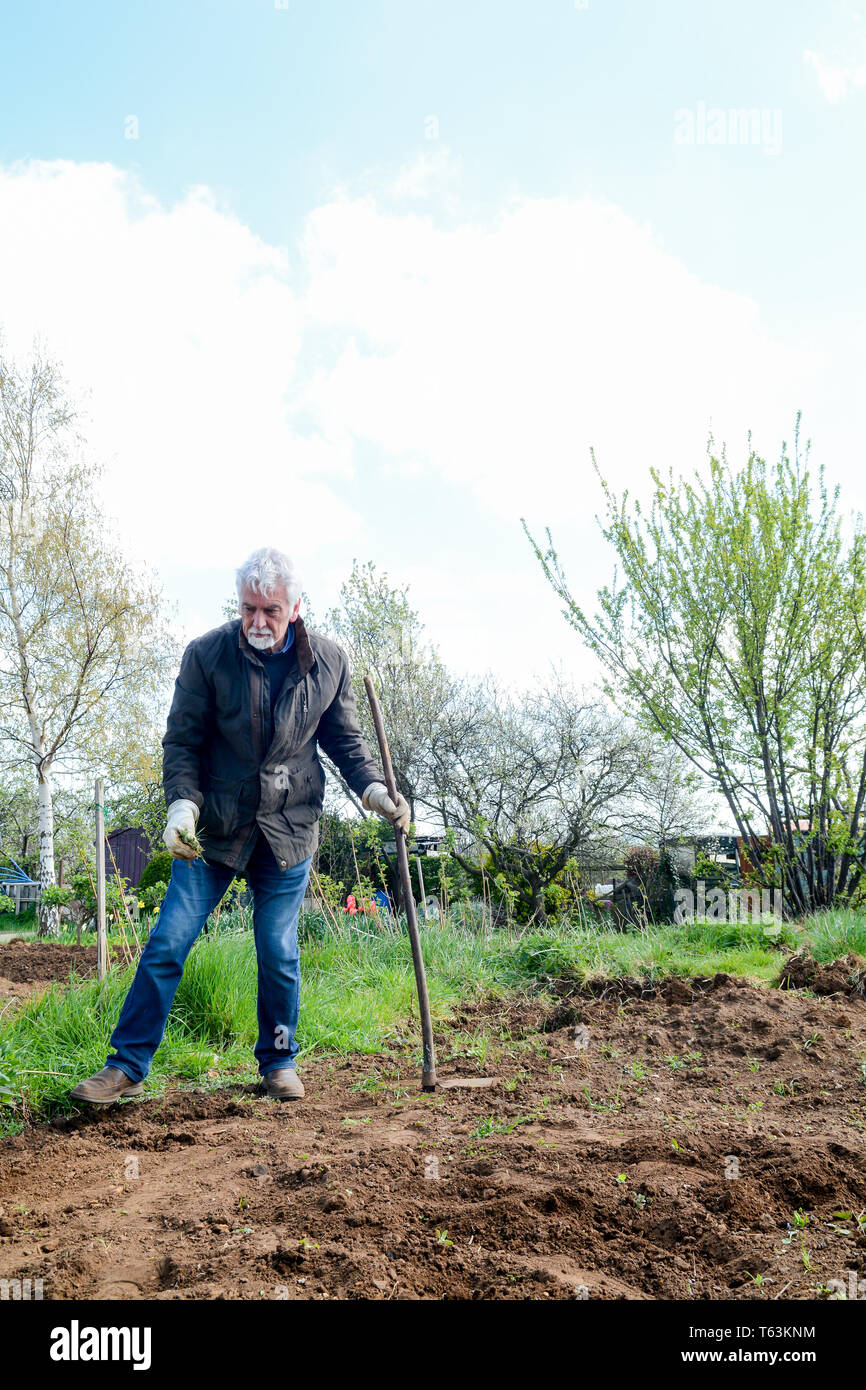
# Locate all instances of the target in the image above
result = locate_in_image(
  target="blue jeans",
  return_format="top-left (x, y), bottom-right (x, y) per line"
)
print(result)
top-left (106, 831), bottom-right (312, 1083)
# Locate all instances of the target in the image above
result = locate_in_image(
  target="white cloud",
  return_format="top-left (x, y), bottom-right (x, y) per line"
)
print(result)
top-left (0, 159), bottom-right (361, 585)
top-left (388, 145), bottom-right (464, 201)
top-left (289, 188), bottom-right (818, 526)
top-left (0, 155), bottom-right (859, 689)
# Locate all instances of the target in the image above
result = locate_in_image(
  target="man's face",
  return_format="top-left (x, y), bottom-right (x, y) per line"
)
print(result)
top-left (239, 582), bottom-right (301, 652)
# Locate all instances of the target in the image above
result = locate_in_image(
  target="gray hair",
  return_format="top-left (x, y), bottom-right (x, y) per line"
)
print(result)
top-left (235, 547), bottom-right (303, 607)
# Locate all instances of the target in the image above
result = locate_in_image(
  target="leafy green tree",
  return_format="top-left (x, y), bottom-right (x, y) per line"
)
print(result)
top-left (525, 424), bottom-right (866, 918)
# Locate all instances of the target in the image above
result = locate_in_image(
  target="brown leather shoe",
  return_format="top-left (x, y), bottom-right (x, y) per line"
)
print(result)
top-left (71, 1065), bottom-right (144, 1106)
top-left (260, 1068), bottom-right (305, 1100)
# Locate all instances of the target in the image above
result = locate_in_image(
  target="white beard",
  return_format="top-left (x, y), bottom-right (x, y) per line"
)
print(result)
top-left (247, 631), bottom-right (275, 651)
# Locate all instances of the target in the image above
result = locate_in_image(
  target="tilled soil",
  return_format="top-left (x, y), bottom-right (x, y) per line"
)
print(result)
top-left (0, 940), bottom-right (100, 986)
top-left (1, 967), bottom-right (865, 1300)
top-left (0, 939), bottom-right (105, 1008)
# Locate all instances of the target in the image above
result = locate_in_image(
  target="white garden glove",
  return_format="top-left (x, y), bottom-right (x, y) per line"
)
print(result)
top-left (362, 782), bottom-right (411, 833)
top-left (163, 799), bottom-right (200, 860)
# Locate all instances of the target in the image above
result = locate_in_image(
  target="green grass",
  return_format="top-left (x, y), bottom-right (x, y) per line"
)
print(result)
top-left (1, 905), bottom-right (864, 1131)
top-left (494, 914), bottom-right (803, 989)
top-left (0, 913), bottom-right (515, 1127)
top-left (791, 907), bottom-right (866, 963)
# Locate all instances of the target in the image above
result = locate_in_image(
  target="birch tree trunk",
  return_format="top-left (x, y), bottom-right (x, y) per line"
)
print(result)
top-left (36, 771), bottom-right (59, 935)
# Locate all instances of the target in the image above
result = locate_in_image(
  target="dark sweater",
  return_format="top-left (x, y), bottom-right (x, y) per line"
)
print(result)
top-left (259, 625), bottom-right (297, 745)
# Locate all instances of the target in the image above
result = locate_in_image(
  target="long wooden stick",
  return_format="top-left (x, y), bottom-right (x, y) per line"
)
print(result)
top-left (364, 677), bottom-right (437, 1090)
top-left (95, 779), bottom-right (107, 982)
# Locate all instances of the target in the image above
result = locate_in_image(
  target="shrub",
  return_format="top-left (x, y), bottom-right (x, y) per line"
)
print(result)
top-left (138, 851), bottom-right (173, 894)
top-left (623, 844), bottom-right (660, 883)
top-left (140, 880), bottom-right (168, 913)
top-left (313, 872), bottom-right (349, 909)
top-left (41, 884), bottom-right (74, 910)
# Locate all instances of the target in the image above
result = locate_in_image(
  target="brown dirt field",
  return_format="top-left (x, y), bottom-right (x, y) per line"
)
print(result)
top-left (0, 940), bottom-right (104, 1008)
top-left (0, 940), bottom-right (101, 985)
top-left (1, 970), bottom-right (865, 1301)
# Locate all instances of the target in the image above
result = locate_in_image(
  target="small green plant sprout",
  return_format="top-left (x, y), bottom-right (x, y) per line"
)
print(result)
top-left (631, 1192), bottom-right (650, 1210)
top-left (827, 1214), bottom-right (852, 1236)
top-left (816, 1281), bottom-right (848, 1300)
top-left (351, 1074), bottom-right (381, 1093)
top-left (791, 1207), bottom-right (809, 1230)
top-left (746, 1272), bottom-right (773, 1290)
top-left (664, 1054), bottom-right (685, 1070)
top-left (670, 1138), bottom-right (680, 1152)
top-left (237, 1196), bottom-right (248, 1212)
top-left (435, 1229), bottom-right (453, 1246)
top-left (616, 1173), bottom-right (627, 1184)
top-left (747, 1057), bottom-right (761, 1072)
top-left (801, 1031), bottom-right (823, 1051)
top-left (298, 1236), bottom-right (319, 1252)
top-left (178, 827), bottom-right (205, 857)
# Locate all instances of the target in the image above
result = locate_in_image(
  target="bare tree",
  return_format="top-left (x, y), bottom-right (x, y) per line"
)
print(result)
top-left (420, 666), bottom-right (647, 923)
top-left (619, 739), bottom-right (718, 848)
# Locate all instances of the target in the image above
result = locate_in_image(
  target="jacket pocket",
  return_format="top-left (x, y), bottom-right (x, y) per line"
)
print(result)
top-left (279, 757), bottom-right (325, 827)
top-left (201, 773), bottom-right (259, 839)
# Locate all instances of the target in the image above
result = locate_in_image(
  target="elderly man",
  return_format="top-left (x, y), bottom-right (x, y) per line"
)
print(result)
top-left (72, 547), bottom-right (409, 1105)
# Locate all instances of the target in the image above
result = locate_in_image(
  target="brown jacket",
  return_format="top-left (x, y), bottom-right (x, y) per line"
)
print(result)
top-left (162, 616), bottom-right (382, 871)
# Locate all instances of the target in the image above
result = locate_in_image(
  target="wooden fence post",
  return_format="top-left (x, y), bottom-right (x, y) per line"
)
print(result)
top-left (95, 778), bottom-right (107, 981)
top-left (416, 854), bottom-right (426, 918)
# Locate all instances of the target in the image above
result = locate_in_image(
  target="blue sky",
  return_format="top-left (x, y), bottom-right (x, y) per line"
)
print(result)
top-left (4, 0), bottom-right (860, 308)
top-left (1, 0), bottom-right (865, 698)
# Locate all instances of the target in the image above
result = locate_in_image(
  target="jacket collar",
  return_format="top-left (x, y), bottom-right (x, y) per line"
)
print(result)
top-left (236, 615), bottom-right (315, 676)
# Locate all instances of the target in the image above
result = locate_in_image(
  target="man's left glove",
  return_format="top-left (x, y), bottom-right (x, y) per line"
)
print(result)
top-left (362, 782), bottom-right (411, 833)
